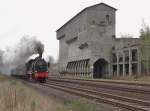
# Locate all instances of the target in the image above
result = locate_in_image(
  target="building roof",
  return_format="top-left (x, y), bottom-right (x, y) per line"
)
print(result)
top-left (56, 3), bottom-right (117, 32)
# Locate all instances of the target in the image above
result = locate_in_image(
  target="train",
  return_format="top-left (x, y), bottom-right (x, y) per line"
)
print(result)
top-left (11, 56), bottom-right (49, 83)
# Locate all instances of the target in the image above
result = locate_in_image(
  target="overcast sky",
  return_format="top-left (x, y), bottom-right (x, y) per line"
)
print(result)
top-left (0, 0), bottom-right (150, 60)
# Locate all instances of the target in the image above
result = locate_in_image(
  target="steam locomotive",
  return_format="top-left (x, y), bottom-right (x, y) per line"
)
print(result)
top-left (25, 56), bottom-right (49, 82)
top-left (11, 56), bottom-right (49, 83)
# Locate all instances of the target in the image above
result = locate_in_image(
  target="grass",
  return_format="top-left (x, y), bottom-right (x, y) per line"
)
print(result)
top-left (0, 74), bottom-right (60, 111)
top-left (0, 74), bottom-right (98, 111)
top-left (3, 74), bottom-right (149, 111)
top-left (0, 74), bottom-right (11, 82)
top-left (57, 98), bottom-right (97, 111)
top-left (3, 74), bottom-right (148, 111)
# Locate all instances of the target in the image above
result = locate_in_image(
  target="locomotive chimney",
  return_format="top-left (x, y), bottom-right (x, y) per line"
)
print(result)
top-left (36, 42), bottom-right (44, 58)
top-left (39, 52), bottom-right (42, 58)
top-left (37, 48), bottom-right (43, 58)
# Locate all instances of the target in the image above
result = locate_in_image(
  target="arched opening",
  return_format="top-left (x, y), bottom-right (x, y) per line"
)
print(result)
top-left (93, 59), bottom-right (108, 78)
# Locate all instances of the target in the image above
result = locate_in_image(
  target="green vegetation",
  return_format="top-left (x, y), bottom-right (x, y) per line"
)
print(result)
top-left (0, 75), bottom-right (98, 111)
top-left (0, 74), bottom-right (10, 81)
top-left (0, 75), bottom-right (59, 111)
top-left (30, 101), bottom-right (36, 111)
top-left (57, 99), bottom-right (96, 111)
top-left (140, 23), bottom-right (150, 75)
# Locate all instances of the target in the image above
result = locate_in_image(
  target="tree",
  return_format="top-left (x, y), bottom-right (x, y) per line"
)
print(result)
top-left (140, 23), bottom-right (150, 75)
top-left (0, 50), bottom-right (4, 73)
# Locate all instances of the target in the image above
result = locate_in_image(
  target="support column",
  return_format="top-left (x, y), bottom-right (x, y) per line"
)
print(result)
top-left (73, 62), bottom-right (75, 76)
top-left (123, 51), bottom-right (125, 76)
top-left (83, 60), bottom-right (85, 77)
top-left (81, 60), bottom-right (84, 77)
top-left (117, 52), bottom-right (119, 76)
top-left (85, 60), bottom-right (88, 77)
top-left (108, 63), bottom-right (112, 77)
top-left (137, 49), bottom-right (141, 76)
top-left (129, 48), bottom-right (132, 76)
top-left (77, 61), bottom-right (79, 76)
top-left (78, 61), bottom-right (80, 76)
top-left (81, 61), bottom-right (83, 77)
top-left (86, 59), bottom-right (90, 77)
top-left (90, 65), bottom-right (93, 78)
top-left (70, 62), bottom-right (72, 75)
top-left (83, 60), bottom-right (86, 76)
top-left (72, 62), bottom-right (75, 76)
top-left (74, 62), bottom-right (77, 76)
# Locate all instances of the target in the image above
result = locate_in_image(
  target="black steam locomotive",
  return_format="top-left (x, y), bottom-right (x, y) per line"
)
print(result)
top-left (11, 56), bottom-right (49, 83)
top-left (25, 56), bottom-right (49, 82)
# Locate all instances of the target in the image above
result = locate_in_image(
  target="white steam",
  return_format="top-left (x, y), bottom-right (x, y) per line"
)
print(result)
top-left (0, 36), bottom-right (44, 74)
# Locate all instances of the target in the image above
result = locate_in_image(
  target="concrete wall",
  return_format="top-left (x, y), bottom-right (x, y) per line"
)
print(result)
top-left (56, 3), bottom-right (141, 78)
top-left (56, 3), bottom-right (116, 75)
top-left (86, 6), bottom-right (116, 62)
top-left (57, 11), bottom-right (88, 71)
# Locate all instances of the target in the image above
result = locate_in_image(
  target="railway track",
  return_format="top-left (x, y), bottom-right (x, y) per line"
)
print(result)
top-left (48, 76), bottom-right (150, 87)
top-left (40, 77), bottom-right (150, 111)
top-left (47, 77), bottom-right (150, 95)
top-left (17, 76), bottom-right (150, 111)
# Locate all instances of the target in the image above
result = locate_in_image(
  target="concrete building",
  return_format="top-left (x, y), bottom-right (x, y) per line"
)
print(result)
top-left (56, 3), bottom-right (141, 78)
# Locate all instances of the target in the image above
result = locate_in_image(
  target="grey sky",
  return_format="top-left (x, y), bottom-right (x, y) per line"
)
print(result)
top-left (0, 0), bottom-right (150, 60)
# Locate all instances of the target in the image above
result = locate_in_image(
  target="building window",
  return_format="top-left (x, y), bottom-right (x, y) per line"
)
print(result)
top-left (132, 49), bottom-right (138, 61)
top-left (119, 64), bottom-right (123, 75)
top-left (132, 63), bottom-right (137, 74)
top-left (119, 56), bottom-right (123, 62)
top-left (113, 65), bottom-right (117, 75)
top-left (125, 64), bottom-right (129, 75)
top-left (112, 53), bottom-right (117, 63)
top-left (106, 15), bottom-right (111, 25)
top-left (106, 15), bottom-right (110, 22)
top-left (124, 50), bottom-right (129, 62)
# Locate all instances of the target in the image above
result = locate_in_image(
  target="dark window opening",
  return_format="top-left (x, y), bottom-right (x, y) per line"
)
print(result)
top-left (125, 56), bottom-right (129, 62)
top-left (113, 65), bottom-right (117, 75)
top-left (106, 15), bottom-right (112, 25)
top-left (119, 56), bottom-right (123, 62)
top-left (106, 15), bottom-right (110, 22)
top-left (125, 64), bottom-right (129, 75)
top-left (132, 49), bottom-right (138, 61)
top-left (132, 63), bottom-right (137, 74)
top-left (124, 50), bottom-right (129, 62)
top-left (112, 53), bottom-right (117, 63)
top-left (119, 64), bottom-right (123, 75)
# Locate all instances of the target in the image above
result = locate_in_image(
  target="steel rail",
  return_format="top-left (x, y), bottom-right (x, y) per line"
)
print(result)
top-left (48, 77), bottom-right (150, 94)
top-left (46, 81), bottom-right (150, 106)
top-left (48, 76), bottom-right (150, 87)
top-left (41, 82), bottom-right (150, 111)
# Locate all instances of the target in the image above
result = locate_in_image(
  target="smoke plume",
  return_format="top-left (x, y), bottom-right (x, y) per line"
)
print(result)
top-left (0, 36), bottom-right (44, 74)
